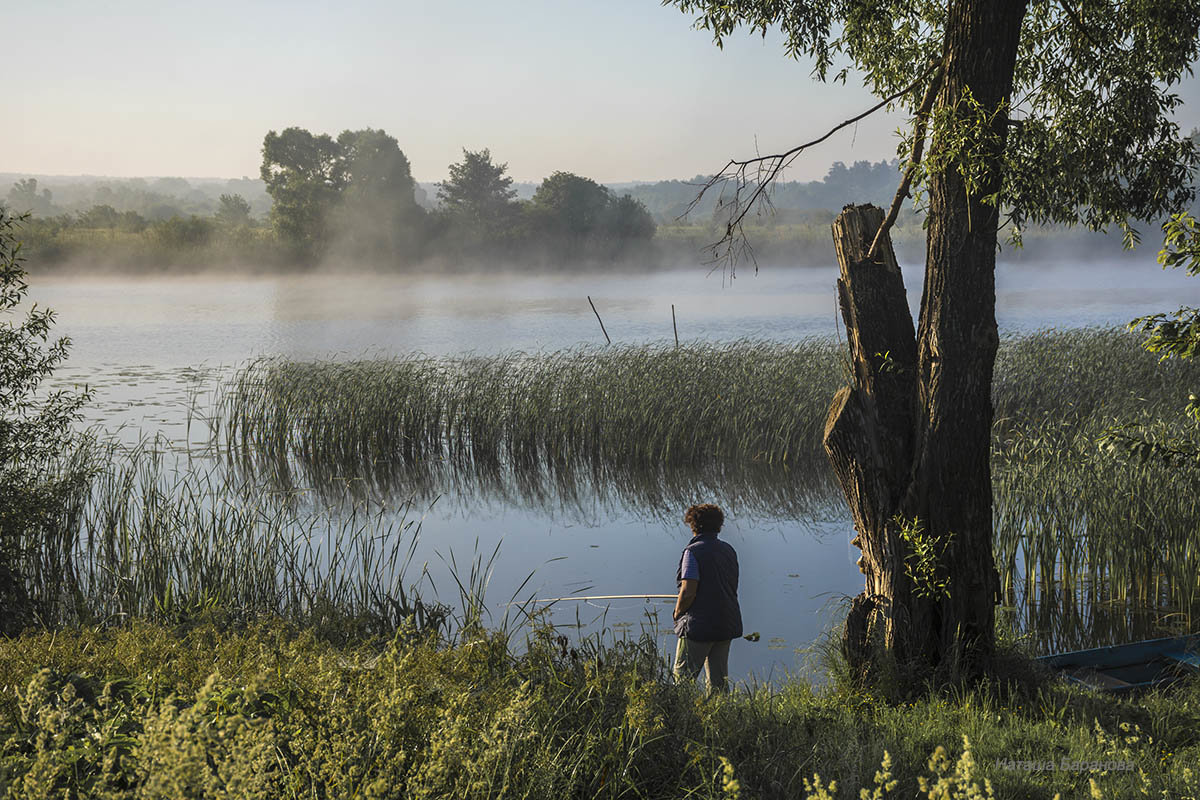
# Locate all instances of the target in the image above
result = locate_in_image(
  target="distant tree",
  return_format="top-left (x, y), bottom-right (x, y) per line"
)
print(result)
top-left (117, 211), bottom-right (147, 233)
top-left (151, 216), bottom-right (214, 249)
top-left (333, 128), bottom-right (425, 262)
top-left (6, 179), bottom-right (57, 218)
top-left (150, 177), bottom-right (192, 196)
top-left (437, 149), bottom-right (519, 241)
top-left (529, 172), bottom-right (656, 257)
top-left (260, 127), bottom-right (344, 257)
top-left (531, 172), bottom-right (613, 241)
top-left (216, 193), bottom-right (253, 226)
top-left (261, 127), bottom-right (425, 262)
top-left (0, 209), bottom-right (90, 632)
top-left (145, 203), bottom-right (184, 222)
top-left (603, 194), bottom-right (656, 244)
top-left (77, 205), bottom-right (122, 229)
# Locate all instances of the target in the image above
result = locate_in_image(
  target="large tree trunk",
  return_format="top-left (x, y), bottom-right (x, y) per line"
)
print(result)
top-left (825, 0), bottom-right (1028, 678)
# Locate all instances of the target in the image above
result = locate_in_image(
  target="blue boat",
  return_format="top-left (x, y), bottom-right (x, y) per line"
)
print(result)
top-left (1037, 634), bottom-right (1200, 693)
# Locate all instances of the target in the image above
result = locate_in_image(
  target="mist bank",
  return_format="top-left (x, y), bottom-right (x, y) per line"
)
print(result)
top-left (8, 213), bottom-right (1159, 276)
top-left (4, 138), bottom-right (1179, 274)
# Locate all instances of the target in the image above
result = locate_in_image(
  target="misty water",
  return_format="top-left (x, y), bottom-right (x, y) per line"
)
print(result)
top-left (36, 259), bottom-right (1200, 682)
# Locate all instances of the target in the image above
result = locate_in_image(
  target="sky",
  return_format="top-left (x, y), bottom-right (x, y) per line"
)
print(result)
top-left (6, 0), bottom-right (1200, 185)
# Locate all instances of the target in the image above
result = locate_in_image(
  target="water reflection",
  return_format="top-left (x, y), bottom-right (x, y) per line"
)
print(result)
top-left (27, 268), bottom-right (1200, 677)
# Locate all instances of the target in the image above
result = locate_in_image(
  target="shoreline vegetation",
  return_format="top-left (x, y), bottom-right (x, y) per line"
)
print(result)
top-left (21, 332), bottom-right (1200, 655)
top-left (0, 329), bottom-right (1198, 794)
top-left (2, 620), bottom-right (1198, 799)
top-left (4, 141), bottom-right (1175, 273)
top-left (5, 197), bottom-right (1200, 796)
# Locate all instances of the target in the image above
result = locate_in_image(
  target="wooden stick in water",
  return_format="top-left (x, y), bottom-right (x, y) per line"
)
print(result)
top-left (587, 295), bottom-right (611, 345)
top-left (672, 304), bottom-right (679, 348)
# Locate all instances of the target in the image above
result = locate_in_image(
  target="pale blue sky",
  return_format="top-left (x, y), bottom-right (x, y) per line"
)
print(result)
top-left (6, 1), bottom-right (1199, 184)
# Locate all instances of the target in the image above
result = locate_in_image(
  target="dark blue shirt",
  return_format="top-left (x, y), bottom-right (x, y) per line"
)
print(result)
top-left (674, 533), bottom-right (742, 642)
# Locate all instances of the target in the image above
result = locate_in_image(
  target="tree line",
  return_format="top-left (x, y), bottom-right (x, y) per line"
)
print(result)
top-left (2, 130), bottom-right (660, 268)
top-left (8, 125), bottom-right (1195, 272)
top-left (259, 127), bottom-right (656, 265)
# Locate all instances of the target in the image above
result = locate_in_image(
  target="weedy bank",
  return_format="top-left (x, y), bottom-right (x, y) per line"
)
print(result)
top-left (0, 621), bottom-right (1197, 799)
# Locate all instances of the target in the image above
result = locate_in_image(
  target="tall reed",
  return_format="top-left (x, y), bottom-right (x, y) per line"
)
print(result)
top-left (22, 437), bottom-right (450, 641)
top-left (216, 339), bottom-right (847, 517)
top-left (212, 328), bottom-right (1200, 650)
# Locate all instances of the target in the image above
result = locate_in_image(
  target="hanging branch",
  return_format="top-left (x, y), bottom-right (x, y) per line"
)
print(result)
top-left (867, 61), bottom-right (945, 262)
top-left (682, 61), bottom-right (940, 275)
top-left (1056, 0), bottom-right (1109, 54)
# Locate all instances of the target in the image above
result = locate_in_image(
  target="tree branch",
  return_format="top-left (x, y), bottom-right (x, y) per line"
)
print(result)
top-left (867, 62), bottom-right (945, 262)
top-left (1056, 0), bottom-right (1107, 53)
top-left (683, 62), bottom-right (940, 275)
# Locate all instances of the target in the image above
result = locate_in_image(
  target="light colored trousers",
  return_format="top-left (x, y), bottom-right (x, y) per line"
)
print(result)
top-left (673, 637), bottom-right (731, 693)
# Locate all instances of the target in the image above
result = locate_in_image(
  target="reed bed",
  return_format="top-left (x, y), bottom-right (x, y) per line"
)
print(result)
top-left (21, 438), bottom-right (456, 640)
top-left (993, 416), bottom-right (1200, 651)
top-left (220, 329), bottom-right (1200, 492)
top-left (216, 339), bottom-right (846, 517)
top-left (211, 328), bottom-right (1200, 650)
top-left (990, 328), bottom-right (1200, 650)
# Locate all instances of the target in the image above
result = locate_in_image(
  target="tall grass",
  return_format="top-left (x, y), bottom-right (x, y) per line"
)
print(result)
top-left (991, 328), bottom-right (1200, 650)
top-left (2, 620), bottom-right (1198, 799)
top-left (213, 328), bottom-right (1200, 651)
top-left (216, 339), bottom-right (846, 517)
top-left (14, 329), bottom-right (1199, 654)
top-left (21, 437), bottom-right (456, 642)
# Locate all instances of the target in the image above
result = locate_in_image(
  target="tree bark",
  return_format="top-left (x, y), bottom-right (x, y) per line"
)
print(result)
top-left (826, 0), bottom-right (1028, 678)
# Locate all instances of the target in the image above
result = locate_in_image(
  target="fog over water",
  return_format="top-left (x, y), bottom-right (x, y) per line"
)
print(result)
top-left (43, 258), bottom-right (1200, 368)
top-left (32, 258), bottom-right (1200, 682)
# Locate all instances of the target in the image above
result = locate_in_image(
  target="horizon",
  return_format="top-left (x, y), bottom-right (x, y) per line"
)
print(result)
top-left (0, 2), bottom-right (1078, 185)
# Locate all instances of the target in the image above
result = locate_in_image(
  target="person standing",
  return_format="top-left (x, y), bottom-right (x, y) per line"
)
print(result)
top-left (672, 503), bottom-right (742, 693)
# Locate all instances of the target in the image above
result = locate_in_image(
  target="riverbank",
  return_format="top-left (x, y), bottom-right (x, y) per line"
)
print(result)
top-left (1, 619), bottom-right (1197, 798)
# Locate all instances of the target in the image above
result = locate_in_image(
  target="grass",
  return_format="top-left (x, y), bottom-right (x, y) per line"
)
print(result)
top-left (19, 438), bottom-right (459, 643)
top-left (4, 328), bottom-right (1200, 796)
top-left (7, 327), bottom-right (1198, 675)
top-left (215, 340), bottom-right (846, 518)
top-left (0, 620), bottom-right (1197, 799)
top-left (209, 328), bottom-right (1200, 651)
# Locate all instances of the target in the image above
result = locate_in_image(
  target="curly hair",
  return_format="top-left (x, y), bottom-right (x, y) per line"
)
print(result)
top-left (684, 503), bottom-right (724, 535)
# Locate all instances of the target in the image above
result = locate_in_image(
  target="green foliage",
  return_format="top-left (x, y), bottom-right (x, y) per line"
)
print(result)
top-left (1125, 213), bottom-right (1200, 428)
top-left (260, 127), bottom-right (424, 263)
top-left (531, 171), bottom-right (614, 238)
top-left (666, 1), bottom-right (1200, 249)
top-left (1158, 212), bottom-right (1200, 276)
top-left (896, 517), bottom-right (953, 601)
top-left (437, 148), bottom-right (520, 247)
top-left (0, 621), bottom-right (1198, 798)
top-left (76, 205), bottom-right (146, 232)
top-left (0, 208), bottom-right (90, 633)
top-left (333, 128), bottom-right (426, 262)
top-left (149, 216), bottom-right (214, 249)
top-left (529, 171), bottom-right (656, 257)
top-left (5, 179), bottom-right (57, 218)
top-left (917, 87), bottom-right (1007, 224)
top-left (214, 194), bottom-right (252, 226)
top-left (260, 127), bottom-right (345, 257)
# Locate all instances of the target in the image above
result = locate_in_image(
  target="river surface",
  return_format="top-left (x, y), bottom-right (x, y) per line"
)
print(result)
top-left (31, 258), bottom-right (1200, 682)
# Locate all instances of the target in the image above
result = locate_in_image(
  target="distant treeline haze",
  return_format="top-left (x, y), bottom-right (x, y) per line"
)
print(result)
top-left (5, 125), bottom-right (1194, 270)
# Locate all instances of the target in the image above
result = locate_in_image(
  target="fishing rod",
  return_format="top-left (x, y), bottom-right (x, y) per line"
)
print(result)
top-left (532, 594), bottom-right (676, 603)
top-left (512, 593), bottom-right (762, 642)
